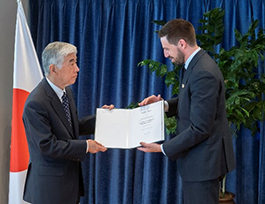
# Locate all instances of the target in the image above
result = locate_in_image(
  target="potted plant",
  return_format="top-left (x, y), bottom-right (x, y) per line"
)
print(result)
top-left (138, 7), bottom-right (265, 203)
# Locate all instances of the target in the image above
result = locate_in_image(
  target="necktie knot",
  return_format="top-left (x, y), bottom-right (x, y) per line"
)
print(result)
top-left (62, 92), bottom-right (72, 127)
top-left (182, 64), bottom-right (186, 74)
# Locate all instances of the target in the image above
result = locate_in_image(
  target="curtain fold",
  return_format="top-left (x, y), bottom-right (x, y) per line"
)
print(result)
top-left (259, 120), bottom-right (265, 203)
top-left (29, 0), bottom-right (265, 203)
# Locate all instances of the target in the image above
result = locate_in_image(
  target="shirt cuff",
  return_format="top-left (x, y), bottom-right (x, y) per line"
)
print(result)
top-left (86, 140), bottom-right (89, 153)
top-left (164, 100), bottom-right (169, 112)
top-left (161, 144), bottom-right (166, 155)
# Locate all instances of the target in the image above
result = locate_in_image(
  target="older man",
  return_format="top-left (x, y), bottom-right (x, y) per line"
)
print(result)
top-left (23, 41), bottom-right (113, 204)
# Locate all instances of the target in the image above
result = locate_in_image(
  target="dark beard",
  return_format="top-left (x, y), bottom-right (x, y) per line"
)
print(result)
top-left (172, 56), bottom-right (185, 66)
top-left (172, 48), bottom-right (185, 66)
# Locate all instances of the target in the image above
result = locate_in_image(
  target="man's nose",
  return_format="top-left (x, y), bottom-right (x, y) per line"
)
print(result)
top-left (164, 50), bottom-right (169, 58)
top-left (75, 65), bottom-right (80, 72)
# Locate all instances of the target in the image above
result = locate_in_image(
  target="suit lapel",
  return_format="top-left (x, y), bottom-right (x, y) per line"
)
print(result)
top-left (182, 49), bottom-right (206, 85)
top-left (42, 79), bottom-right (75, 138)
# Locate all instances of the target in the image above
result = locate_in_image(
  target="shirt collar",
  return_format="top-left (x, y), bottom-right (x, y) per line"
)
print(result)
top-left (46, 77), bottom-right (65, 102)
top-left (184, 47), bottom-right (201, 69)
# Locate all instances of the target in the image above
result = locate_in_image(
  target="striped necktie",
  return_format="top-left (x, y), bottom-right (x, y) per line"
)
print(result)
top-left (62, 92), bottom-right (72, 127)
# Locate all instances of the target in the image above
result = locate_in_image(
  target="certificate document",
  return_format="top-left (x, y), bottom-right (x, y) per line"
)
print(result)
top-left (94, 101), bottom-right (164, 148)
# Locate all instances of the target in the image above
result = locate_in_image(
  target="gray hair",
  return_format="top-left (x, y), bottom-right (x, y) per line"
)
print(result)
top-left (42, 41), bottom-right (77, 76)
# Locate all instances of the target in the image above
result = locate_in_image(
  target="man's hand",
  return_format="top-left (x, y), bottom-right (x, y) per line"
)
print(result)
top-left (101, 104), bottom-right (115, 110)
top-left (137, 142), bottom-right (162, 153)
top-left (87, 140), bottom-right (107, 153)
top-left (139, 94), bottom-right (162, 106)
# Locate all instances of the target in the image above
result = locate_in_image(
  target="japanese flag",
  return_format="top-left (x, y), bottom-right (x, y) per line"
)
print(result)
top-left (9, 1), bottom-right (43, 203)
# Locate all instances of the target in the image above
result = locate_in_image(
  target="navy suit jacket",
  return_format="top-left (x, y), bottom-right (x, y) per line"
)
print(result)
top-left (23, 78), bottom-right (96, 204)
top-left (163, 50), bottom-right (236, 182)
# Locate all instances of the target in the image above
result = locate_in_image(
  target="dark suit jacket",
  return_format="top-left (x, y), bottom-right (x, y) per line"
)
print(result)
top-left (163, 50), bottom-right (236, 182)
top-left (22, 78), bottom-right (96, 204)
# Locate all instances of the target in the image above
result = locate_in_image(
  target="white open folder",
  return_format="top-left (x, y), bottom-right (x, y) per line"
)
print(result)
top-left (94, 101), bottom-right (165, 148)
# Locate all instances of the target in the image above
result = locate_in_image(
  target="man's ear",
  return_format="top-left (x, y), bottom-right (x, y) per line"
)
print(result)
top-left (49, 64), bottom-right (57, 75)
top-left (178, 39), bottom-right (187, 49)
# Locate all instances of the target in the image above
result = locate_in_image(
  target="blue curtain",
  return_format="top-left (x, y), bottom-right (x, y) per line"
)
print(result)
top-left (29, 0), bottom-right (265, 203)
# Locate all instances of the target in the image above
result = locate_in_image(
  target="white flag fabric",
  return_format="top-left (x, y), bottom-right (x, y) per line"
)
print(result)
top-left (9, 1), bottom-right (43, 203)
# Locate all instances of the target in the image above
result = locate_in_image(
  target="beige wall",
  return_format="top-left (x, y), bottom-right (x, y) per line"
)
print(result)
top-left (0, 0), bottom-right (29, 203)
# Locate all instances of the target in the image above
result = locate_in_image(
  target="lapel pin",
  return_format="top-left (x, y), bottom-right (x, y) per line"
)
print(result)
top-left (182, 84), bottom-right (185, 88)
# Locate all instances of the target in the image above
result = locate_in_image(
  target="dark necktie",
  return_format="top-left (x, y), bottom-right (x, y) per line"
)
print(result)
top-left (181, 65), bottom-right (186, 81)
top-left (62, 92), bottom-right (72, 127)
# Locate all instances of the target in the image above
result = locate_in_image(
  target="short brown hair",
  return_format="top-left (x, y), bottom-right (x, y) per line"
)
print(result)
top-left (158, 19), bottom-right (196, 47)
